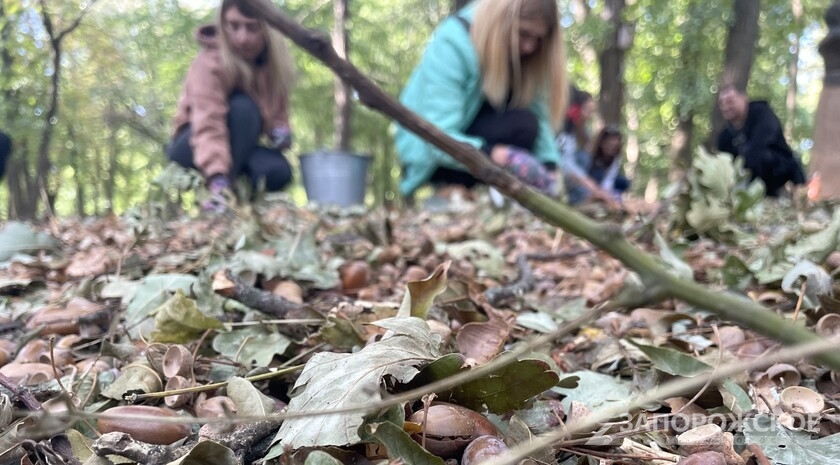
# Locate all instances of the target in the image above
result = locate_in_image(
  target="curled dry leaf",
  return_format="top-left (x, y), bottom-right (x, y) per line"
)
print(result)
top-left (455, 319), bottom-right (511, 366)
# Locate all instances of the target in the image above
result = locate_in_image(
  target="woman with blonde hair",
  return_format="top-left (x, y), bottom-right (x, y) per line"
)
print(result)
top-left (395, 0), bottom-right (568, 201)
top-left (168, 0), bottom-right (295, 212)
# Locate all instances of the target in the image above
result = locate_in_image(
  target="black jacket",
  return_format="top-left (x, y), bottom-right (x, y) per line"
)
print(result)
top-left (717, 101), bottom-right (805, 195)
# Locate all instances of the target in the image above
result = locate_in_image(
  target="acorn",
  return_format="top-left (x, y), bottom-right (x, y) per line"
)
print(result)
top-left (339, 260), bottom-right (370, 295)
top-left (0, 339), bottom-right (15, 367)
top-left (97, 405), bottom-right (192, 445)
top-left (462, 435), bottom-right (508, 465)
top-left (407, 403), bottom-right (501, 457)
top-left (24, 297), bottom-right (102, 335)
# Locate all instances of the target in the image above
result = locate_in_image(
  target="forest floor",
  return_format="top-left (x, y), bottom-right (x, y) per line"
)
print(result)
top-left (0, 186), bottom-right (838, 465)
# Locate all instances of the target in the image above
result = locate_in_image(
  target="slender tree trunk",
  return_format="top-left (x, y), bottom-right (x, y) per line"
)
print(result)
top-left (1, 0), bottom-right (36, 219)
top-left (32, 0), bottom-right (99, 217)
top-left (36, 38), bottom-right (61, 213)
top-left (706, 0), bottom-right (760, 150)
top-left (809, 1), bottom-right (840, 199)
top-left (785, 0), bottom-right (803, 141)
top-left (332, 0), bottom-right (351, 151)
top-left (67, 126), bottom-right (85, 217)
top-left (670, 115), bottom-right (695, 178)
top-left (598, 0), bottom-right (630, 126)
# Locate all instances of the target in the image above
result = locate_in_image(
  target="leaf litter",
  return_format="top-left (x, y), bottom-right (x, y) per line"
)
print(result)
top-left (1, 163), bottom-right (840, 464)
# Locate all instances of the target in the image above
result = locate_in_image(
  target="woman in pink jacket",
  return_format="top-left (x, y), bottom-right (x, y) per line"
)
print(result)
top-left (168, 0), bottom-right (295, 212)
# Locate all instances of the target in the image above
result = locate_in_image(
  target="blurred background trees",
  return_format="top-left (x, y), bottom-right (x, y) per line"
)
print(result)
top-left (0, 0), bottom-right (832, 218)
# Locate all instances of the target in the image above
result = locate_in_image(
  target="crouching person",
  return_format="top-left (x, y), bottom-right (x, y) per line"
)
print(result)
top-left (167, 0), bottom-right (295, 212)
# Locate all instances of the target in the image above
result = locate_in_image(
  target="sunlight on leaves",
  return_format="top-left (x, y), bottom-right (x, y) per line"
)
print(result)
top-left (266, 317), bottom-right (442, 455)
top-left (150, 289), bottom-right (225, 343)
top-left (212, 325), bottom-right (292, 367)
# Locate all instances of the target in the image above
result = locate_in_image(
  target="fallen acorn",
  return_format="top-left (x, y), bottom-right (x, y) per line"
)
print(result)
top-left (407, 402), bottom-right (501, 457)
top-left (24, 297), bottom-right (103, 335)
top-left (340, 260), bottom-right (370, 295)
top-left (0, 362), bottom-right (56, 385)
top-left (0, 339), bottom-right (17, 366)
top-left (462, 435), bottom-right (508, 465)
top-left (97, 405), bottom-right (192, 445)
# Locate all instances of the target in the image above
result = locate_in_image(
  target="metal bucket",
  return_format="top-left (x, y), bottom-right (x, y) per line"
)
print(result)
top-left (299, 150), bottom-right (370, 207)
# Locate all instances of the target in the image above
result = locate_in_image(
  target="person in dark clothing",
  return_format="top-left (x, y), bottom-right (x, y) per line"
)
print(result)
top-left (717, 85), bottom-right (805, 197)
top-left (0, 132), bottom-right (10, 181)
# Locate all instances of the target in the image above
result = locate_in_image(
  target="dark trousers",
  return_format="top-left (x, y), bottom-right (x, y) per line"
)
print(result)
top-left (429, 103), bottom-right (539, 187)
top-left (167, 93), bottom-right (292, 192)
top-left (0, 132), bottom-right (10, 181)
top-left (742, 151), bottom-right (806, 197)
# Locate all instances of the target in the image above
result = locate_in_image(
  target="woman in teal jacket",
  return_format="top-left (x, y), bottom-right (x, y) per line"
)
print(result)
top-left (395, 0), bottom-right (568, 199)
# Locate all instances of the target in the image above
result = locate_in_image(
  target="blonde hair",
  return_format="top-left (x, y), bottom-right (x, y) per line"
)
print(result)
top-left (471, 0), bottom-right (567, 131)
top-left (217, 0), bottom-right (294, 107)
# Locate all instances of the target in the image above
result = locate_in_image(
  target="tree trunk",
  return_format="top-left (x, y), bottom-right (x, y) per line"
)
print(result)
top-left (670, 115), bottom-right (695, 178)
top-left (332, 0), bottom-right (351, 151)
top-left (706, 0), bottom-right (760, 150)
top-left (598, 0), bottom-right (630, 126)
top-left (36, 37), bottom-right (61, 215)
top-left (785, 0), bottom-right (803, 141)
top-left (1, 0), bottom-right (36, 219)
top-left (809, 1), bottom-right (840, 200)
top-left (67, 126), bottom-right (85, 217)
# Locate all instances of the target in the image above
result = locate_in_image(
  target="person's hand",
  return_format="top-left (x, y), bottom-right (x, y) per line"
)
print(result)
top-left (490, 144), bottom-right (511, 165)
top-left (269, 125), bottom-right (292, 150)
top-left (589, 188), bottom-right (622, 212)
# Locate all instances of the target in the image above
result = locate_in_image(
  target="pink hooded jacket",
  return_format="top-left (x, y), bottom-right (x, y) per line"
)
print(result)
top-left (171, 25), bottom-right (289, 178)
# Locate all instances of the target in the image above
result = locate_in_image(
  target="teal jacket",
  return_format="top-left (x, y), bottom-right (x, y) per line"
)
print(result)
top-left (395, 5), bottom-right (562, 197)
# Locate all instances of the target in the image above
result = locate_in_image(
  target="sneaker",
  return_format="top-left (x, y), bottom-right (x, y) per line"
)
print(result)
top-left (202, 175), bottom-right (233, 214)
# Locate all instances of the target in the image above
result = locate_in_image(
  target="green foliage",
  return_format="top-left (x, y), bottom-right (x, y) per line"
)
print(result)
top-left (0, 0), bottom-right (832, 216)
top-left (669, 147), bottom-right (765, 241)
